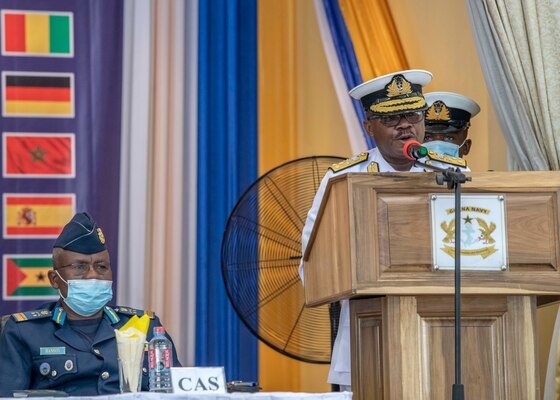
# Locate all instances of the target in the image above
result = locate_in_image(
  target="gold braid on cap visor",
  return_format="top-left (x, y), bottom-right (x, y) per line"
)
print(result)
top-left (369, 96), bottom-right (426, 114)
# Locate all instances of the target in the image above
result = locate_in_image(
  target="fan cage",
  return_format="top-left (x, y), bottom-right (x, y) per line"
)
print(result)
top-left (221, 156), bottom-right (344, 364)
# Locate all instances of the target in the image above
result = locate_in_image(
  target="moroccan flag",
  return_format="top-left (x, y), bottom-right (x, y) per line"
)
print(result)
top-left (2, 10), bottom-right (73, 56)
top-left (3, 255), bottom-right (58, 300)
top-left (2, 72), bottom-right (74, 117)
top-left (3, 194), bottom-right (75, 238)
top-left (3, 133), bottom-right (75, 177)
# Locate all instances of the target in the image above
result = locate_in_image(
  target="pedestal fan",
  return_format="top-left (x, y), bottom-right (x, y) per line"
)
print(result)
top-left (221, 156), bottom-right (344, 363)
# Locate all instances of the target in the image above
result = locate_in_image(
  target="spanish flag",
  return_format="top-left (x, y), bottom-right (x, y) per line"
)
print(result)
top-left (3, 194), bottom-right (75, 238)
top-left (2, 10), bottom-right (73, 57)
top-left (3, 255), bottom-right (58, 300)
top-left (2, 72), bottom-right (74, 117)
top-left (3, 133), bottom-right (75, 177)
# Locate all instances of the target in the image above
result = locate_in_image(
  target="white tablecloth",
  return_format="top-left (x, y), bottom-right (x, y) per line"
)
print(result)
top-left (3, 392), bottom-right (352, 400)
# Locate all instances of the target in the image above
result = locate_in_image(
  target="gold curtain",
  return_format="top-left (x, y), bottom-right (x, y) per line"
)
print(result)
top-left (339, 0), bottom-right (408, 80)
top-left (257, 0), bottom-right (409, 392)
top-left (258, 0), bottom-right (309, 392)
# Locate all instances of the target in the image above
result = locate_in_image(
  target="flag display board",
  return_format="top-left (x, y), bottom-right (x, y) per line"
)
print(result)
top-left (0, 1), bottom-right (124, 314)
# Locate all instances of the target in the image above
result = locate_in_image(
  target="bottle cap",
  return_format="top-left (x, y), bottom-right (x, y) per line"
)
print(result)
top-left (154, 326), bottom-right (165, 335)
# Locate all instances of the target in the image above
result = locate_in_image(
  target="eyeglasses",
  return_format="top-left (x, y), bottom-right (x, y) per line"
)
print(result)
top-left (371, 111), bottom-right (424, 127)
top-left (57, 262), bottom-right (111, 277)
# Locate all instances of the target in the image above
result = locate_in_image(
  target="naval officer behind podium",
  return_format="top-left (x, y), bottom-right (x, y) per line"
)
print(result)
top-left (0, 212), bottom-right (181, 396)
top-left (300, 70), bottom-right (437, 391)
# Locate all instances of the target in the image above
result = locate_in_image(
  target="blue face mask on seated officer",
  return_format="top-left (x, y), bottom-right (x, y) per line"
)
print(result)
top-left (422, 139), bottom-right (465, 158)
top-left (56, 270), bottom-right (113, 317)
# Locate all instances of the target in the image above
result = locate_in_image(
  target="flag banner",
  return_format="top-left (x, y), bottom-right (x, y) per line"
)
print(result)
top-left (3, 193), bottom-right (75, 238)
top-left (3, 132), bottom-right (75, 178)
top-left (1, 10), bottom-right (73, 57)
top-left (3, 254), bottom-right (58, 300)
top-left (0, 1), bottom-right (123, 316)
top-left (2, 71), bottom-right (74, 117)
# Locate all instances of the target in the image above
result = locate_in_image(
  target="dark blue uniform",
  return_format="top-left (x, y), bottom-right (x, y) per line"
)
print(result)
top-left (0, 302), bottom-right (181, 396)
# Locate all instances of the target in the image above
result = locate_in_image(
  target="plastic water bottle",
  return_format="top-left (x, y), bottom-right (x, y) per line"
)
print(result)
top-left (148, 326), bottom-right (173, 392)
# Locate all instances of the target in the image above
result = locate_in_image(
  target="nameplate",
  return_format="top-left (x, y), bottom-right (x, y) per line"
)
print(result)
top-left (40, 347), bottom-right (66, 355)
top-left (170, 367), bottom-right (226, 394)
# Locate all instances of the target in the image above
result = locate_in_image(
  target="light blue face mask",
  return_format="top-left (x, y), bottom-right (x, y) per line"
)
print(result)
top-left (423, 140), bottom-right (464, 158)
top-left (56, 271), bottom-right (113, 317)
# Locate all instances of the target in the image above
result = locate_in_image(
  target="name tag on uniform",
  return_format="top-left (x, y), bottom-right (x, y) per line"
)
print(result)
top-left (171, 367), bottom-right (226, 394)
top-left (40, 347), bottom-right (66, 355)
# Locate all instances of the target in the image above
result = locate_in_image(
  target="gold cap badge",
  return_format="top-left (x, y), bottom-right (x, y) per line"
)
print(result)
top-left (426, 100), bottom-right (450, 121)
top-left (97, 228), bottom-right (105, 244)
top-left (386, 75), bottom-right (412, 98)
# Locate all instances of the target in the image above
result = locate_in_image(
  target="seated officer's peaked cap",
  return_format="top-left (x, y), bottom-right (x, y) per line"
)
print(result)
top-left (53, 212), bottom-right (107, 254)
top-left (349, 69), bottom-right (432, 116)
top-left (424, 91), bottom-right (480, 134)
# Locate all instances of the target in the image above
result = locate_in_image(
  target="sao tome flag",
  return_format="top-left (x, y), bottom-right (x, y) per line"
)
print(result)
top-left (3, 255), bottom-right (58, 300)
top-left (1, 10), bottom-right (73, 57)
top-left (3, 193), bottom-right (75, 238)
top-left (3, 133), bottom-right (75, 177)
top-left (2, 72), bottom-right (74, 117)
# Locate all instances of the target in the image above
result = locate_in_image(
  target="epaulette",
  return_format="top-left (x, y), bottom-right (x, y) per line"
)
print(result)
top-left (12, 309), bottom-right (52, 322)
top-left (367, 161), bottom-right (379, 172)
top-left (114, 306), bottom-right (155, 319)
top-left (329, 152), bottom-right (369, 172)
top-left (426, 151), bottom-right (467, 168)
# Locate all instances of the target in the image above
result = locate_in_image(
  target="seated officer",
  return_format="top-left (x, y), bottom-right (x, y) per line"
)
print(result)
top-left (423, 91), bottom-right (481, 158)
top-left (0, 212), bottom-right (181, 396)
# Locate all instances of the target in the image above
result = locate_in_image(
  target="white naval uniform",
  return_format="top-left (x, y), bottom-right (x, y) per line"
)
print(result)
top-left (299, 147), bottom-right (425, 387)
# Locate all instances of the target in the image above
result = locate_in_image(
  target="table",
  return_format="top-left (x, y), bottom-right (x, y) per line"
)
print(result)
top-left (3, 392), bottom-right (352, 400)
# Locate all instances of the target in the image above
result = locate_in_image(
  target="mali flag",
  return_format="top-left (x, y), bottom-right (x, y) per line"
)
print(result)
top-left (3, 194), bottom-right (75, 238)
top-left (3, 255), bottom-right (58, 300)
top-left (2, 10), bottom-right (73, 57)
top-left (3, 133), bottom-right (75, 177)
top-left (2, 72), bottom-right (74, 117)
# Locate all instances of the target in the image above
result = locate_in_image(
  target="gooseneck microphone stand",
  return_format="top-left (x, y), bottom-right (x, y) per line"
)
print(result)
top-left (413, 160), bottom-right (471, 400)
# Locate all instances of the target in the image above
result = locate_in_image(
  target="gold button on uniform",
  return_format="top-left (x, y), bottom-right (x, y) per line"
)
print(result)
top-left (101, 371), bottom-right (110, 380)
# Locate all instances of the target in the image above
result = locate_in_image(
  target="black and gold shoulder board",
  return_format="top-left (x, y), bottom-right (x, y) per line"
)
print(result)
top-left (329, 152), bottom-right (368, 173)
top-left (426, 151), bottom-right (467, 168)
top-left (367, 161), bottom-right (379, 172)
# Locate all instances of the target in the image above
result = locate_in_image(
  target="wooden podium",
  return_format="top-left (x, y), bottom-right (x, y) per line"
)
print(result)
top-left (302, 171), bottom-right (560, 400)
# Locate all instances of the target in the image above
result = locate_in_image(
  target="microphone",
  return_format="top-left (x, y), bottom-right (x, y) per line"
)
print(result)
top-left (403, 140), bottom-right (428, 160)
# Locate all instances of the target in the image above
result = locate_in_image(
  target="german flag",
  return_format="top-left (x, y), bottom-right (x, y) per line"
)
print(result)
top-left (3, 194), bottom-right (75, 238)
top-left (2, 72), bottom-right (74, 117)
top-left (3, 255), bottom-right (58, 300)
top-left (2, 10), bottom-right (73, 57)
top-left (3, 133), bottom-right (75, 177)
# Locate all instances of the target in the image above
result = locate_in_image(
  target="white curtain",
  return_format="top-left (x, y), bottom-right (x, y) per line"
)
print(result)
top-left (118, 0), bottom-right (151, 311)
top-left (118, 0), bottom-right (197, 367)
top-left (466, 0), bottom-right (560, 171)
top-left (181, 0), bottom-right (199, 369)
top-left (467, 1), bottom-right (560, 397)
